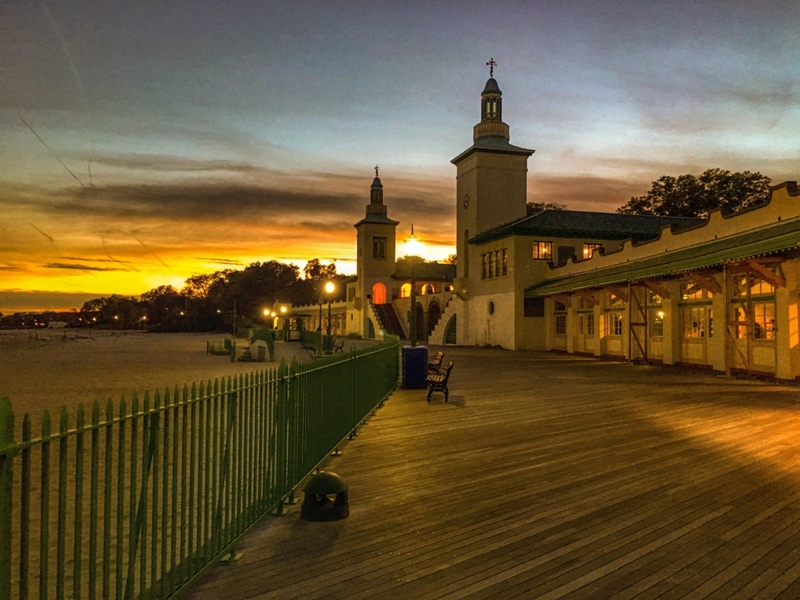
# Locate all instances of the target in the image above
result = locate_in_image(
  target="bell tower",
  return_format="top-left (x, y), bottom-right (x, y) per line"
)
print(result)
top-left (452, 60), bottom-right (534, 280)
top-left (354, 167), bottom-right (398, 332)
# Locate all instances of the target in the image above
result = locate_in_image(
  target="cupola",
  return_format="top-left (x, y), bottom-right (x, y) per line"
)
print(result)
top-left (473, 58), bottom-right (510, 142)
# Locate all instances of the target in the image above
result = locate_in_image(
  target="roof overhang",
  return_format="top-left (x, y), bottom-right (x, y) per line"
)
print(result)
top-left (525, 219), bottom-right (800, 298)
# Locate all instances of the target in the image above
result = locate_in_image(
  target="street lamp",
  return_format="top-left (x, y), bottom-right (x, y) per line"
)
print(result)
top-left (404, 225), bottom-right (423, 347)
top-left (324, 280), bottom-right (336, 352)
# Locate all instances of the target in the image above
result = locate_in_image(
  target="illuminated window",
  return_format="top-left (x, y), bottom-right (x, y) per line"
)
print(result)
top-left (754, 303), bottom-right (775, 339)
top-left (650, 310), bottom-right (664, 337)
top-left (605, 312), bottom-right (623, 336)
top-left (399, 283), bottom-right (411, 298)
top-left (582, 243), bottom-right (603, 259)
top-left (488, 253), bottom-right (494, 278)
top-left (682, 306), bottom-right (707, 338)
top-left (680, 283), bottom-right (703, 301)
top-left (734, 274), bottom-right (775, 297)
top-left (502, 249), bottom-right (508, 276)
top-left (372, 237), bottom-right (386, 259)
top-left (494, 251), bottom-right (501, 277)
top-left (481, 254), bottom-right (487, 279)
top-left (734, 303), bottom-right (775, 340)
top-left (532, 241), bottom-right (553, 260)
top-left (681, 282), bottom-right (714, 300)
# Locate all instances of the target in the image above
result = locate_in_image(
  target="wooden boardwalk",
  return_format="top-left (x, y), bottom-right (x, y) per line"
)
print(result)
top-left (187, 348), bottom-right (800, 599)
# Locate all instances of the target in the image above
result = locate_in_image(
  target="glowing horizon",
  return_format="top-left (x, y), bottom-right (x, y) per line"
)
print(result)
top-left (3, 2), bottom-right (798, 313)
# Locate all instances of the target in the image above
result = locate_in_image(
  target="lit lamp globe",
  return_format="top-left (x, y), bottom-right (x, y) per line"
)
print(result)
top-left (323, 280), bottom-right (336, 352)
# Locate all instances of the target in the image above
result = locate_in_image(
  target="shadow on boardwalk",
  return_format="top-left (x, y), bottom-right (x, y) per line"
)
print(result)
top-left (188, 348), bottom-right (800, 599)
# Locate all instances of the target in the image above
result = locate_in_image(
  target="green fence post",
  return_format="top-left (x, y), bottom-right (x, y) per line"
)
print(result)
top-left (0, 397), bottom-right (14, 600)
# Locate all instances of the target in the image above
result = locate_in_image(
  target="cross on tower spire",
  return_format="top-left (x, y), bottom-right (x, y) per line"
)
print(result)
top-left (486, 58), bottom-right (497, 78)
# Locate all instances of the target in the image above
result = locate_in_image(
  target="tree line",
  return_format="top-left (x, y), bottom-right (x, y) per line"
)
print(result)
top-left (0, 259), bottom-right (345, 332)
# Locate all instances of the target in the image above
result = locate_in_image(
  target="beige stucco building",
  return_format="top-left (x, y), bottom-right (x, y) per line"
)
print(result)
top-left (285, 72), bottom-right (800, 381)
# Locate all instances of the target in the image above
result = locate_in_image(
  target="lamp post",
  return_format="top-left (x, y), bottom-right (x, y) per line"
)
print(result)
top-left (324, 280), bottom-right (336, 352)
top-left (404, 225), bottom-right (422, 347)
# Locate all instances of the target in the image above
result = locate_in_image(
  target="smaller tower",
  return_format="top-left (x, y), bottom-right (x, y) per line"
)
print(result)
top-left (354, 168), bottom-right (399, 334)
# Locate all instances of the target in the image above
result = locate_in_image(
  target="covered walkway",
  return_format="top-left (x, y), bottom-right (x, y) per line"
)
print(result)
top-left (188, 348), bottom-right (800, 599)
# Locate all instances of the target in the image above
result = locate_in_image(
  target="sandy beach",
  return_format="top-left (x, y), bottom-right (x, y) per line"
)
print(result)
top-left (0, 330), bottom-right (326, 420)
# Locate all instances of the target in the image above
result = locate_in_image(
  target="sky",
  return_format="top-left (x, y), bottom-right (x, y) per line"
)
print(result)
top-left (2, 0), bottom-right (799, 313)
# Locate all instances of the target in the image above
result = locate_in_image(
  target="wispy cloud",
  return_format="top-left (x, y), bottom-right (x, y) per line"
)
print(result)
top-left (43, 262), bottom-right (124, 272)
top-left (67, 153), bottom-right (262, 174)
top-left (59, 256), bottom-right (136, 264)
top-left (195, 257), bottom-right (244, 266)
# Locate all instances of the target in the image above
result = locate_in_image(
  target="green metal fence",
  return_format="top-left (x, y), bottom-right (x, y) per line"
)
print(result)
top-left (0, 336), bottom-right (399, 600)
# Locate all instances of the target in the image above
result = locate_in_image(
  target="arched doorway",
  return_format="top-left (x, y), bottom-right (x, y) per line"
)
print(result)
top-left (415, 303), bottom-right (426, 342)
top-left (427, 301), bottom-right (441, 336)
top-left (444, 315), bottom-right (457, 345)
top-left (372, 282), bottom-right (386, 304)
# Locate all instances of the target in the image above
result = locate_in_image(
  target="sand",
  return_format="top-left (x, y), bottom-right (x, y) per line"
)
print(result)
top-left (0, 330), bottom-right (321, 420)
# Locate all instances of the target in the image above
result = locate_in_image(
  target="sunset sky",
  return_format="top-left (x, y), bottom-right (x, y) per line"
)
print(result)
top-left (2, 1), bottom-right (799, 313)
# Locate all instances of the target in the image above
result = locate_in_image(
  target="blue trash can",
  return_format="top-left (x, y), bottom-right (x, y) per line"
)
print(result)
top-left (402, 345), bottom-right (428, 389)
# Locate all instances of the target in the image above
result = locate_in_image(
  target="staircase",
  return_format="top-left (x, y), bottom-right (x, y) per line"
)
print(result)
top-left (429, 294), bottom-right (458, 345)
top-left (372, 303), bottom-right (406, 338)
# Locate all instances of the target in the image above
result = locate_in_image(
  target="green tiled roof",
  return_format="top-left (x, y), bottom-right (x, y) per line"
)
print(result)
top-left (525, 218), bottom-right (800, 297)
top-left (471, 210), bottom-right (701, 245)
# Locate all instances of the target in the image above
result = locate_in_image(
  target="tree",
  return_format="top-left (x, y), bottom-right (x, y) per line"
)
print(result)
top-left (527, 202), bottom-right (567, 215)
top-left (218, 261), bottom-right (300, 320)
top-left (303, 258), bottom-right (337, 280)
top-left (181, 272), bottom-right (226, 298)
top-left (445, 254), bottom-right (457, 265)
top-left (140, 285), bottom-right (188, 331)
top-left (617, 169), bottom-right (771, 217)
top-left (81, 294), bottom-right (142, 328)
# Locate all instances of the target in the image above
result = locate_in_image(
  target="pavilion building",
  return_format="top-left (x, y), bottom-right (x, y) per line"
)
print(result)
top-left (282, 70), bottom-right (800, 380)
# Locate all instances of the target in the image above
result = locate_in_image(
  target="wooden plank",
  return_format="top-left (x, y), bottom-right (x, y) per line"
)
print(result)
top-left (186, 349), bottom-right (800, 600)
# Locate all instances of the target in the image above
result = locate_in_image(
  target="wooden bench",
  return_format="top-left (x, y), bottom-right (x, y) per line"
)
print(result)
top-left (333, 339), bottom-right (346, 353)
top-left (428, 351), bottom-right (444, 373)
top-left (426, 361), bottom-right (454, 402)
